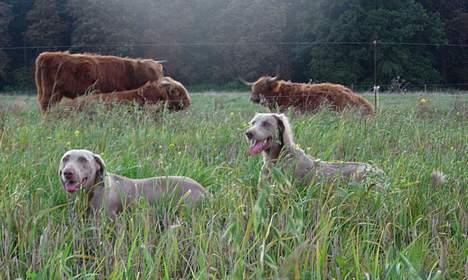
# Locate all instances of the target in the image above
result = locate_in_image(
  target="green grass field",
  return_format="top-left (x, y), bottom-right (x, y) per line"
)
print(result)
top-left (0, 92), bottom-right (466, 279)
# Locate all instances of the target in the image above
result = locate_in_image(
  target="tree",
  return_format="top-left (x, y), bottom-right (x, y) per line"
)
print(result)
top-left (296, 0), bottom-right (446, 87)
top-left (136, 0), bottom-right (198, 83)
top-left (211, 0), bottom-right (290, 83)
top-left (0, 1), bottom-right (13, 83)
top-left (68, 0), bottom-right (141, 57)
top-left (24, 0), bottom-right (68, 47)
top-left (417, 0), bottom-right (468, 88)
top-left (68, 0), bottom-right (196, 83)
top-left (66, 0), bottom-right (290, 85)
top-left (444, 12), bottom-right (468, 88)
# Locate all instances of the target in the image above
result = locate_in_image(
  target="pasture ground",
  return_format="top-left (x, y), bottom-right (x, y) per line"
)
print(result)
top-left (0, 92), bottom-right (466, 279)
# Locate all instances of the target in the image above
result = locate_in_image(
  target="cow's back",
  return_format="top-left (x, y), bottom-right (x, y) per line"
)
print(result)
top-left (35, 52), bottom-right (164, 112)
top-left (275, 82), bottom-right (374, 114)
top-left (74, 54), bottom-right (164, 93)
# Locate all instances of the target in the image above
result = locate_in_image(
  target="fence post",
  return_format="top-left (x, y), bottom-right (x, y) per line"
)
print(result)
top-left (373, 40), bottom-right (378, 111)
top-left (23, 42), bottom-right (27, 71)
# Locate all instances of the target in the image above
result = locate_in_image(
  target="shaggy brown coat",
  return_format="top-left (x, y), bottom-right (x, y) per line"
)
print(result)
top-left (248, 76), bottom-right (374, 115)
top-left (35, 51), bottom-right (164, 112)
top-left (61, 77), bottom-right (191, 111)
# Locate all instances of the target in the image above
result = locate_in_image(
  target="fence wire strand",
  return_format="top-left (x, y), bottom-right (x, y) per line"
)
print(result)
top-left (1, 41), bottom-right (468, 51)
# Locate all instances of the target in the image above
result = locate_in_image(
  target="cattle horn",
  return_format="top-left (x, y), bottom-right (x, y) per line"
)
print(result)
top-left (268, 76), bottom-right (279, 83)
top-left (159, 78), bottom-right (172, 88)
top-left (239, 77), bottom-right (254, 86)
top-left (159, 79), bottom-right (171, 86)
top-left (154, 60), bottom-right (167, 64)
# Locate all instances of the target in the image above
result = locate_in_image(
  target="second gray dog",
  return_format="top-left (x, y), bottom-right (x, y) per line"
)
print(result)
top-left (58, 149), bottom-right (207, 218)
top-left (245, 113), bottom-right (384, 185)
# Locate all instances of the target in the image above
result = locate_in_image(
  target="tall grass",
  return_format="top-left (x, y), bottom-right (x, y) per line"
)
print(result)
top-left (0, 93), bottom-right (466, 279)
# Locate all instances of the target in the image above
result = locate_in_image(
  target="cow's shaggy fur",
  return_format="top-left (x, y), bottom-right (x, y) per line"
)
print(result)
top-left (35, 52), bottom-right (164, 112)
top-left (61, 77), bottom-right (191, 111)
top-left (247, 76), bottom-right (375, 115)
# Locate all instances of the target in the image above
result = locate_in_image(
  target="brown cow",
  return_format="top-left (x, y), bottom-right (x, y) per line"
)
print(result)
top-left (61, 77), bottom-right (191, 111)
top-left (244, 76), bottom-right (375, 115)
top-left (35, 52), bottom-right (164, 112)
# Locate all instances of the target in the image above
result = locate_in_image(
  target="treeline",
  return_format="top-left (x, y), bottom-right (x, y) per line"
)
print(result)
top-left (0, 0), bottom-right (467, 90)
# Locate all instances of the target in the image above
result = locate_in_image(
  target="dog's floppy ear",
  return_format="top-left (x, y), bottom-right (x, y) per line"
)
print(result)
top-left (58, 154), bottom-right (65, 177)
top-left (93, 153), bottom-right (106, 182)
top-left (273, 113), bottom-right (294, 146)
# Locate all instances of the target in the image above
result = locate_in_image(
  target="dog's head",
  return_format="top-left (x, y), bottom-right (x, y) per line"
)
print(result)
top-left (58, 149), bottom-right (106, 193)
top-left (245, 113), bottom-right (294, 155)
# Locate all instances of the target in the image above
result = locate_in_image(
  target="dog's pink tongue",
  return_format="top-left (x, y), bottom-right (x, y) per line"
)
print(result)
top-left (249, 141), bottom-right (265, 155)
top-left (64, 182), bottom-right (79, 193)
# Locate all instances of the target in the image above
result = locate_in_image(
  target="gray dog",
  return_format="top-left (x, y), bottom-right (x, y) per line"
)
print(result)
top-left (58, 149), bottom-right (207, 218)
top-left (245, 113), bottom-right (384, 185)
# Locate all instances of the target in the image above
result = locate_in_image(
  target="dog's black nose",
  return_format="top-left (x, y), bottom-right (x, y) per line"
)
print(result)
top-left (63, 169), bottom-right (74, 180)
top-left (245, 131), bottom-right (253, 139)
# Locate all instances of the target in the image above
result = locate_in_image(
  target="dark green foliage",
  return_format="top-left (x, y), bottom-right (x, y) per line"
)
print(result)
top-left (0, 1), bottom-right (13, 80)
top-left (293, 0), bottom-right (446, 85)
top-left (0, 0), bottom-right (467, 90)
top-left (418, 0), bottom-right (468, 88)
top-left (24, 0), bottom-right (68, 47)
top-left (211, 0), bottom-right (289, 81)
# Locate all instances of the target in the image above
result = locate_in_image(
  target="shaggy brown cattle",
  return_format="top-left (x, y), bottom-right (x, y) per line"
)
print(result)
top-left (243, 76), bottom-right (375, 115)
top-left (61, 77), bottom-right (191, 111)
top-left (35, 52), bottom-right (164, 112)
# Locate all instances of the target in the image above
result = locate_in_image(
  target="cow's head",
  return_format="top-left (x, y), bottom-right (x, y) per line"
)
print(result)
top-left (138, 81), bottom-right (165, 105)
top-left (158, 77), bottom-right (191, 111)
top-left (241, 76), bottom-right (279, 105)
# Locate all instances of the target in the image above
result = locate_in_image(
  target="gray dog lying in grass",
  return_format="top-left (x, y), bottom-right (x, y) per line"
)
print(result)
top-left (245, 113), bottom-right (384, 185)
top-left (58, 149), bottom-right (207, 218)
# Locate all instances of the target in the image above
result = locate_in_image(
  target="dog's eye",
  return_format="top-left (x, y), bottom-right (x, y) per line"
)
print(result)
top-left (261, 121), bottom-right (270, 127)
top-left (78, 156), bottom-right (88, 163)
top-left (62, 155), bottom-right (70, 162)
top-left (251, 121), bottom-right (256, 125)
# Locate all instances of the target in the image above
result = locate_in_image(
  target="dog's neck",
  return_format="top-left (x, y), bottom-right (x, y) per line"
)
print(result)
top-left (87, 175), bottom-right (106, 208)
top-left (263, 142), bottom-right (283, 162)
top-left (263, 135), bottom-right (294, 162)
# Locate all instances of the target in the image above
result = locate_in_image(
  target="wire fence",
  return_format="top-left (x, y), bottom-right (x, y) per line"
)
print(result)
top-left (1, 40), bottom-right (468, 102)
top-left (2, 40), bottom-right (468, 51)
